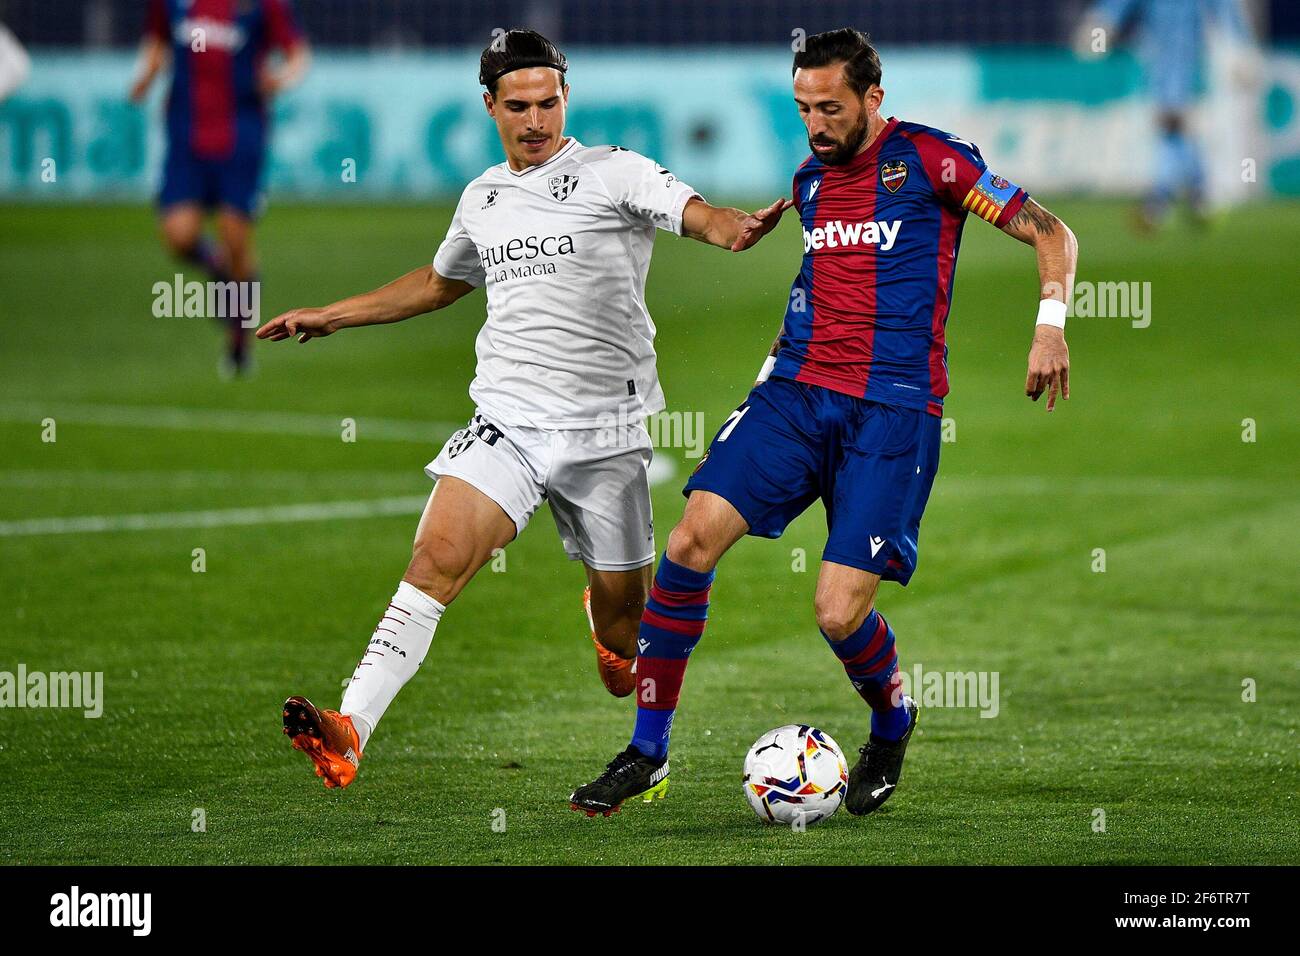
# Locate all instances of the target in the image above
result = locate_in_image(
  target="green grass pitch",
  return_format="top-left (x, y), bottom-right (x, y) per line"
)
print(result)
top-left (1, 199), bottom-right (1296, 865)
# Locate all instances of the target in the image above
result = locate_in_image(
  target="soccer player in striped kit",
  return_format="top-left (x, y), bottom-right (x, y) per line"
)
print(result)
top-left (571, 28), bottom-right (1078, 817)
top-left (130, 0), bottom-right (310, 376)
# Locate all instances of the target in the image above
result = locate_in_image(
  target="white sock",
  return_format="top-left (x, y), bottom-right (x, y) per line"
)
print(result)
top-left (341, 581), bottom-right (444, 750)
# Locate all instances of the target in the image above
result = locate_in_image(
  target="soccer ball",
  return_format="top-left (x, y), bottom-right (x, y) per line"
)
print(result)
top-left (742, 724), bottom-right (848, 826)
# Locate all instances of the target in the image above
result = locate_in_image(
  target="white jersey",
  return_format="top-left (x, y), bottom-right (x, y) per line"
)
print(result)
top-left (433, 138), bottom-right (699, 429)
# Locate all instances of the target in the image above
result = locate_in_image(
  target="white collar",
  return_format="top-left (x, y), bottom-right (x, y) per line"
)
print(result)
top-left (506, 137), bottom-right (580, 177)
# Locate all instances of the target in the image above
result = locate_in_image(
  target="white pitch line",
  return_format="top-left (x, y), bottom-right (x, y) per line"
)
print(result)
top-left (0, 467), bottom-right (1280, 497)
top-left (931, 476), bottom-right (1291, 497)
top-left (0, 496), bottom-right (430, 538)
top-left (0, 469), bottom-right (418, 489)
top-left (0, 402), bottom-right (689, 491)
top-left (0, 400), bottom-right (460, 444)
top-left (0, 462), bottom-right (680, 537)
top-left (0, 472), bottom-right (1287, 539)
top-left (0, 470), bottom-right (1283, 539)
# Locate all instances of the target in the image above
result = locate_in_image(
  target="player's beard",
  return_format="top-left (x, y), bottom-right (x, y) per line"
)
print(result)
top-left (808, 110), bottom-right (871, 166)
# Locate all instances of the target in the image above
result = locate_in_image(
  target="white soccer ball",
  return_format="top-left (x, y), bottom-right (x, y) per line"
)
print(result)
top-left (742, 724), bottom-right (848, 826)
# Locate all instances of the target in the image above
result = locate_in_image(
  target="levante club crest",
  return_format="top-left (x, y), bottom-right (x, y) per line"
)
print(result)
top-left (549, 175), bottom-right (579, 201)
top-left (880, 160), bottom-right (908, 193)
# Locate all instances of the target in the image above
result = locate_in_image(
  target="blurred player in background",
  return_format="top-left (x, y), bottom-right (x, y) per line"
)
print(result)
top-left (0, 20), bottom-right (31, 101)
top-left (571, 28), bottom-right (1078, 819)
top-left (257, 30), bottom-right (789, 790)
top-left (130, 0), bottom-right (310, 376)
top-left (1078, 0), bottom-right (1255, 230)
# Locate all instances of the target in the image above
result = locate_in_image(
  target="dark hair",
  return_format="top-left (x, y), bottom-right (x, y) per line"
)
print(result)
top-left (792, 28), bottom-right (882, 96)
top-left (479, 29), bottom-right (568, 95)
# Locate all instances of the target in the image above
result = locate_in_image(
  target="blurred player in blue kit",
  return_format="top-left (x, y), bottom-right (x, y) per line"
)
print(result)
top-left (1079, 0), bottom-right (1256, 229)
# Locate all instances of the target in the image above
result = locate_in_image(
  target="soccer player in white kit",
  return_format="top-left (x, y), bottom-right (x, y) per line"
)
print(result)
top-left (256, 30), bottom-right (792, 789)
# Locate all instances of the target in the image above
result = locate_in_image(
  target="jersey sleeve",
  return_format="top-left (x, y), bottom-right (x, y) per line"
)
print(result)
top-left (432, 193), bottom-right (486, 288)
top-left (913, 131), bottom-right (1028, 228)
top-left (591, 148), bottom-right (700, 235)
top-left (145, 0), bottom-right (169, 41)
top-left (264, 0), bottom-right (304, 52)
top-left (791, 157), bottom-right (817, 214)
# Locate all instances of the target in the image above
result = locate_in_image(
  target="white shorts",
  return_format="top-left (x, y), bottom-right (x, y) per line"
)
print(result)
top-left (426, 411), bottom-right (655, 572)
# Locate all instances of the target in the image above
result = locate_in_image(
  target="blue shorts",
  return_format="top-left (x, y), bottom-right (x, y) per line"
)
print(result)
top-left (684, 376), bottom-right (941, 585)
top-left (158, 144), bottom-right (265, 219)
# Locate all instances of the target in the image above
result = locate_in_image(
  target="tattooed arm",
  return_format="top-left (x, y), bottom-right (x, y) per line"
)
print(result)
top-left (1001, 198), bottom-right (1079, 412)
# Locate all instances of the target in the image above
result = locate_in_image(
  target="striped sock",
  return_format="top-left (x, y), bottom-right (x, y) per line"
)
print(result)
top-left (629, 554), bottom-right (714, 761)
top-left (823, 609), bottom-right (909, 741)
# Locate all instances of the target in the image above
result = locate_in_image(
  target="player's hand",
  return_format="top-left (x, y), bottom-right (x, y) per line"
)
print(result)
top-left (128, 77), bottom-right (151, 104)
top-left (256, 307), bottom-right (338, 344)
top-left (1025, 324), bottom-right (1069, 412)
top-left (731, 198), bottom-right (794, 252)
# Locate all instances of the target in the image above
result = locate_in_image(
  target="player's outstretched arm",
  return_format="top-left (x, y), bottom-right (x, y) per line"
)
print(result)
top-left (1000, 198), bottom-right (1079, 412)
top-left (682, 197), bottom-right (794, 252)
top-left (256, 266), bottom-right (476, 344)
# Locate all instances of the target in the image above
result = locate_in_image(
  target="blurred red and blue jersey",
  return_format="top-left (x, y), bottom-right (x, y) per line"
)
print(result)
top-left (772, 117), bottom-right (1028, 416)
top-left (146, 0), bottom-right (302, 159)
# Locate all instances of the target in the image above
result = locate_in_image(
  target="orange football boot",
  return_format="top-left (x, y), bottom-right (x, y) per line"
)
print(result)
top-left (282, 695), bottom-right (363, 789)
top-left (584, 586), bottom-right (636, 698)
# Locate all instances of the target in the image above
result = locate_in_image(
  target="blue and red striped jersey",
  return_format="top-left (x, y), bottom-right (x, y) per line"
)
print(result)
top-left (146, 0), bottom-right (302, 159)
top-left (772, 117), bottom-right (1028, 416)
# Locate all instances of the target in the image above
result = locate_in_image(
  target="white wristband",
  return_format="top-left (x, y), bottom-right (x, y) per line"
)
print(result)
top-left (756, 354), bottom-right (777, 383)
top-left (1036, 298), bottom-right (1067, 330)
